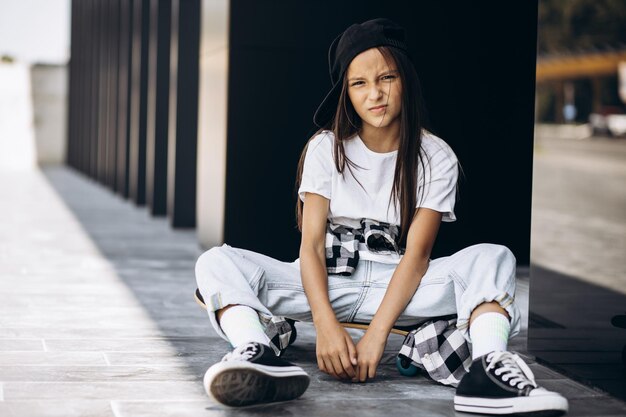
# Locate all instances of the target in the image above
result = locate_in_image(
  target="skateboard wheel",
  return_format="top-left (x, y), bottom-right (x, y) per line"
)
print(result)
top-left (396, 354), bottom-right (419, 376)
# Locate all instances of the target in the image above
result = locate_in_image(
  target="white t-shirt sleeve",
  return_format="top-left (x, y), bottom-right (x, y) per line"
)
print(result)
top-left (297, 133), bottom-right (333, 202)
top-left (417, 144), bottom-right (459, 222)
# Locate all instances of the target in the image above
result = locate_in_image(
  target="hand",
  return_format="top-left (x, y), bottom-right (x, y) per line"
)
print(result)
top-left (353, 330), bottom-right (387, 382)
top-left (314, 319), bottom-right (358, 380)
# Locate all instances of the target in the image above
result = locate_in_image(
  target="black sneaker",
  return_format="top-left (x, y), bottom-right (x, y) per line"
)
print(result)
top-left (454, 351), bottom-right (568, 416)
top-left (203, 341), bottom-right (310, 407)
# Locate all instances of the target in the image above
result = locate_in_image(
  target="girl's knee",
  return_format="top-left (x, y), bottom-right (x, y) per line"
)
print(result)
top-left (195, 245), bottom-right (229, 280)
top-left (468, 243), bottom-right (516, 265)
top-left (197, 244), bottom-right (229, 263)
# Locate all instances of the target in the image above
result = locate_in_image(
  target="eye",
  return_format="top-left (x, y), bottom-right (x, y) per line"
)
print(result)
top-left (382, 74), bottom-right (397, 81)
top-left (350, 80), bottom-right (365, 87)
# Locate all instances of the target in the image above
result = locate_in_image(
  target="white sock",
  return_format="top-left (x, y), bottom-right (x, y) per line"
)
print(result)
top-left (469, 311), bottom-right (510, 360)
top-left (218, 305), bottom-right (271, 349)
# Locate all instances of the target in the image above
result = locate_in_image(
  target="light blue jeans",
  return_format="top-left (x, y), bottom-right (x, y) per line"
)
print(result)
top-left (195, 243), bottom-right (521, 345)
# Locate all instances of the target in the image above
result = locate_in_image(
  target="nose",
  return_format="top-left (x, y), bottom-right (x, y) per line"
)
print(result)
top-left (368, 82), bottom-right (384, 101)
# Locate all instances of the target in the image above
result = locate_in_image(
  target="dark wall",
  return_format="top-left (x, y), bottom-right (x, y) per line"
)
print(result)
top-left (128, 0), bottom-right (150, 205)
top-left (145, 0), bottom-right (172, 216)
top-left (67, 0), bottom-right (199, 229)
top-left (224, 1), bottom-right (538, 262)
top-left (166, 0), bottom-right (200, 228)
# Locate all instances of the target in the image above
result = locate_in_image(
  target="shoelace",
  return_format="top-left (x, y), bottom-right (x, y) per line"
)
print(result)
top-left (221, 342), bottom-right (259, 362)
top-left (485, 351), bottom-right (538, 390)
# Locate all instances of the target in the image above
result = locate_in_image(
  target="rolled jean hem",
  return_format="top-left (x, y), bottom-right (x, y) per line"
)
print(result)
top-left (204, 289), bottom-right (274, 344)
top-left (456, 290), bottom-right (521, 344)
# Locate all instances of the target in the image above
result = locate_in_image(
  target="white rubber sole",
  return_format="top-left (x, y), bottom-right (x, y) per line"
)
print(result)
top-left (204, 361), bottom-right (310, 407)
top-left (454, 391), bottom-right (568, 416)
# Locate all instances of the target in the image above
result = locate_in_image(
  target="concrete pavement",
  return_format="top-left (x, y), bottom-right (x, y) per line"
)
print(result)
top-left (0, 165), bottom-right (625, 416)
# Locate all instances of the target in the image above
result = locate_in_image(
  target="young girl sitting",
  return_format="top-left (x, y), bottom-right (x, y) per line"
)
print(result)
top-left (195, 18), bottom-right (568, 416)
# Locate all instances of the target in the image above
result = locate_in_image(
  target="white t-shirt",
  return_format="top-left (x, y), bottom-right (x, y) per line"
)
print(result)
top-left (297, 129), bottom-right (459, 264)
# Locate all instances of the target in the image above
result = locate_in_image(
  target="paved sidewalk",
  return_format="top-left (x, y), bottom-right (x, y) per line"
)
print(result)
top-left (0, 166), bottom-right (625, 416)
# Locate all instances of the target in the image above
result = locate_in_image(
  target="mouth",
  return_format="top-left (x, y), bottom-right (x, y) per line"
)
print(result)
top-left (369, 105), bottom-right (387, 113)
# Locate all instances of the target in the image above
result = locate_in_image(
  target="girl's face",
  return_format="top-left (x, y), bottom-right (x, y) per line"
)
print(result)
top-left (346, 48), bottom-right (402, 131)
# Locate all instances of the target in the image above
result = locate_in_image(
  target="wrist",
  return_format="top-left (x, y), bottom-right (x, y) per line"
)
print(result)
top-left (312, 308), bottom-right (338, 327)
top-left (366, 320), bottom-right (393, 338)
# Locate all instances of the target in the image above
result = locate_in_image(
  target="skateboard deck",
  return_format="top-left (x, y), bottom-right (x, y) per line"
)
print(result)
top-left (611, 313), bottom-right (626, 370)
top-left (193, 288), bottom-right (414, 336)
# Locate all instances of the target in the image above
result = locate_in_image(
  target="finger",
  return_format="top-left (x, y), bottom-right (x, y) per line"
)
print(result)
top-left (323, 357), bottom-right (337, 377)
top-left (317, 356), bottom-right (326, 373)
top-left (324, 356), bottom-right (338, 378)
top-left (368, 362), bottom-right (377, 380)
top-left (358, 361), bottom-right (368, 382)
top-left (330, 355), bottom-right (348, 379)
top-left (320, 356), bottom-right (336, 378)
top-left (339, 352), bottom-right (356, 378)
top-left (346, 336), bottom-right (358, 366)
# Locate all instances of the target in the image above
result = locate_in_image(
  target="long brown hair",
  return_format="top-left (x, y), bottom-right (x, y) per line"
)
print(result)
top-left (295, 46), bottom-right (433, 249)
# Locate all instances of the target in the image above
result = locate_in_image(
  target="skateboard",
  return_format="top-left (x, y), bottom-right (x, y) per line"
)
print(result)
top-left (610, 313), bottom-right (626, 372)
top-left (193, 288), bottom-right (421, 375)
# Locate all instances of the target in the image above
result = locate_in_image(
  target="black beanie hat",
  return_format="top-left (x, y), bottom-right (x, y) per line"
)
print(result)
top-left (313, 18), bottom-right (409, 128)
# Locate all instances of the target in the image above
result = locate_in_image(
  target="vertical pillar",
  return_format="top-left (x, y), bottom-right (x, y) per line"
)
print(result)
top-left (89, 0), bottom-right (101, 178)
top-left (196, 0), bottom-right (229, 247)
top-left (97, 0), bottom-right (109, 184)
top-left (145, 0), bottom-right (171, 216)
top-left (167, 0), bottom-right (200, 228)
top-left (116, 0), bottom-right (132, 197)
top-left (66, 0), bottom-right (78, 168)
top-left (105, 0), bottom-right (120, 189)
top-left (128, 0), bottom-right (150, 205)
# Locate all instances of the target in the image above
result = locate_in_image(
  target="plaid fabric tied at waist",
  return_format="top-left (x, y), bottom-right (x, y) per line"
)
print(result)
top-left (398, 316), bottom-right (472, 387)
top-left (325, 218), bottom-right (405, 276)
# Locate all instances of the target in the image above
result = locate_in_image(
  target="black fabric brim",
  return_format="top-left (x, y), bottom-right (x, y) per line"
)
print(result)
top-left (313, 79), bottom-right (343, 128)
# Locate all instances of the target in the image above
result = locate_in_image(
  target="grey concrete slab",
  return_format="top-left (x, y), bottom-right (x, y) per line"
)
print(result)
top-left (0, 339), bottom-right (44, 351)
top-left (0, 401), bottom-right (115, 417)
top-left (0, 325), bottom-right (213, 339)
top-left (0, 352), bottom-right (107, 366)
top-left (1, 166), bottom-right (625, 416)
top-left (0, 365), bottom-right (203, 382)
top-left (104, 351), bottom-right (218, 367)
top-left (113, 398), bottom-right (459, 417)
top-left (111, 400), bottom-right (218, 417)
top-left (44, 337), bottom-right (216, 353)
top-left (539, 378), bottom-right (608, 398)
top-left (2, 381), bottom-right (206, 401)
top-left (528, 363), bottom-right (572, 380)
top-left (566, 397), bottom-right (626, 416)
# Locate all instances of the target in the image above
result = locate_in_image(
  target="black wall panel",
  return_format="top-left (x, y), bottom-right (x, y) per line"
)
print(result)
top-left (68, 0), bottom-right (199, 227)
top-left (145, 0), bottom-right (171, 216)
top-left (115, 0), bottom-right (132, 198)
top-left (128, 0), bottom-right (150, 205)
top-left (166, 0), bottom-right (199, 228)
top-left (224, 1), bottom-right (538, 262)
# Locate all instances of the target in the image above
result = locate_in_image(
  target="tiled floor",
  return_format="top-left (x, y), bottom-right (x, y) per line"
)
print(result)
top-left (0, 165), bottom-right (625, 416)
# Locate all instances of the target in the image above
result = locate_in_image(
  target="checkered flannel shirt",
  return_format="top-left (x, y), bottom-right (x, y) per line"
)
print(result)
top-left (326, 218), bottom-right (405, 276)
top-left (264, 314), bottom-right (472, 387)
top-left (398, 316), bottom-right (472, 386)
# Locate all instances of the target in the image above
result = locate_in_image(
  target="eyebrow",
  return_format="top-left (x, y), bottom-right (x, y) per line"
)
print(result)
top-left (348, 69), bottom-right (399, 82)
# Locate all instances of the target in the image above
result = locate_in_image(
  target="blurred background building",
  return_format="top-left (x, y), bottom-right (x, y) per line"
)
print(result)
top-left (0, 0), bottom-right (70, 168)
top-left (530, 0), bottom-right (626, 402)
top-left (0, 0), bottom-right (624, 404)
